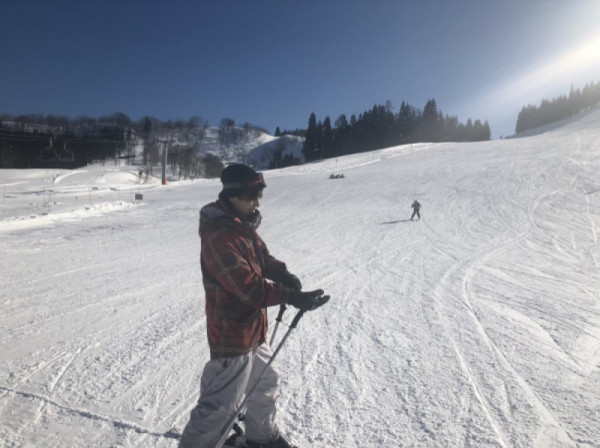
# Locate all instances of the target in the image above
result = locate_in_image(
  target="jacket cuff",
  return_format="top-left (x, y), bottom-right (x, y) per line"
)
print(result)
top-left (266, 266), bottom-right (289, 283)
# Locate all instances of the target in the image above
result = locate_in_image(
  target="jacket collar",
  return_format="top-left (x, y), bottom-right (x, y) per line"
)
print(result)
top-left (199, 195), bottom-right (262, 233)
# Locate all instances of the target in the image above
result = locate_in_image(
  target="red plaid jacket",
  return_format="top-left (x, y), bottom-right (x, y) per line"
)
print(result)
top-left (199, 196), bottom-right (292, 359)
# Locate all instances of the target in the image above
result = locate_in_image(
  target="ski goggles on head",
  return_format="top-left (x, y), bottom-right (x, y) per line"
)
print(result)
top-left (247, 173), bottom-right (266, 188)
top-left (222, 172), bottom-right (266, 191)
top-left (243, 189), bottom-right (263, 201)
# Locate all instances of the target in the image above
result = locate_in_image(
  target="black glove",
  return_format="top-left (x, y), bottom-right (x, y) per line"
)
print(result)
top-left (280, 271), bottom-right (302, 292)
top-left (289, 289), bottom-right (330, 311)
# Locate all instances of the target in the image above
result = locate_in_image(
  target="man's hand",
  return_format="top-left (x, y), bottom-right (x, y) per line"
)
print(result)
top-left (289, 289), bottom-right (330, 311)
top-left (280, 271), bottom-right (302, 292)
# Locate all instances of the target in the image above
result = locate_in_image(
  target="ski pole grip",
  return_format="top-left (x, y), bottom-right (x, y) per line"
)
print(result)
top-left (290, 309), bottom-right (306, 328)
top-left (275, 303), bottom-right (287, 322)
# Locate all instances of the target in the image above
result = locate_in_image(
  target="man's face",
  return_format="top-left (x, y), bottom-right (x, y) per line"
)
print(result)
top-left (230, 192), bottom-right (262, 217)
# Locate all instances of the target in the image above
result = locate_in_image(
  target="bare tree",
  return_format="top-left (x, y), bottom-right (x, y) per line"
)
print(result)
top-left (188, 116), bottom-right (208, 141)
top-left (218, 117), bottom-right (235, 147)
top-left (144, 141), bottom-right (160, 174)
top-left (201, 153), bottom-right (224, 178)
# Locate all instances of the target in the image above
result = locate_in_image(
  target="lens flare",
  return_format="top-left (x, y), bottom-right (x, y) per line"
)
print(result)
top-left (491, 33), bottom-right (600, 107)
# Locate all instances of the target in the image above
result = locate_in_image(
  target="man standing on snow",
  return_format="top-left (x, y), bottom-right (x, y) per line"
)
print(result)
top-left (179, 164), bottom-right (329, 448)
top-left (410, 200), bottom-right (421, 221)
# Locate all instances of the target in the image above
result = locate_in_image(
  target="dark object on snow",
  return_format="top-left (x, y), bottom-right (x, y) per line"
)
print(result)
top-left (329, 173), bottom-right (345, 179)
top-left (246, 433), bottom-right (299, 448)
top-left (223, 422), bottom-right (244, 447)
top-left (224, 423), bottom-right (298, 448)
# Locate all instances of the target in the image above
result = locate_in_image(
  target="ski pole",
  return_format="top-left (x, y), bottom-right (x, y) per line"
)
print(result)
top-left (215, 309), bottom-right (306, 448)
top-left (270, 303), bottom-right (287, 345)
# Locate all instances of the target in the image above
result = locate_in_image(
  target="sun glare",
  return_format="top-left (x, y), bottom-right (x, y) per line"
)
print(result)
top-left (488, 33), bottom-right (600, 108)
top-left (459, 31), bottom-right (600, 137)
top-left (552, 35), bottom-right (600, 79)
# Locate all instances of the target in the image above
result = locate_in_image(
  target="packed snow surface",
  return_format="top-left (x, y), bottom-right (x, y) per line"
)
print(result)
top-left (1, 110), bottom-right (600, 448)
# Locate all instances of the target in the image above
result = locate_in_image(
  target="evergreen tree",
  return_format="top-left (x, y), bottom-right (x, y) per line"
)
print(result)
top-left (143, 116), bottom-right (153, 140)
top-left (473, 120), bottom-right (485, 141)
top-left (315, 120), bottom-right (324, 159)
top-left (465, 118), bottom-right (474, 141)
top-left (514, 79), bottom-right (600, 134)
top-left (421, 99), bottom-right (441, 142)
top-left (397, 101), bottom-right (417, 143)
top-left (443, 115), bottom-right (459, 141)
top-left (322, 116), bottom-right (334, 159)
top-left (302, 112), bottom-right (319, 161)
top-left (482, 120), bottom-right (491, 140)
top-left (333, 114), bottom-right (349, 156)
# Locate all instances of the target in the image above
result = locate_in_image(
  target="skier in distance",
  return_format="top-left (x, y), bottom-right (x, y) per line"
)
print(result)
top-left (411, 200), bottom-right (421, 221)
top-left (178, 163), bottom-right (330, 448)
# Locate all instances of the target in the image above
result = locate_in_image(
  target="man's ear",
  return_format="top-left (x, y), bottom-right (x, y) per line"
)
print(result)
top-left (229, 196), bottom-right (243, 206)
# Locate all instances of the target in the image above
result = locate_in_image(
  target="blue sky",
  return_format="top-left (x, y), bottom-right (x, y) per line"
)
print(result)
top-left (1, 0), bottom-right (599, 138)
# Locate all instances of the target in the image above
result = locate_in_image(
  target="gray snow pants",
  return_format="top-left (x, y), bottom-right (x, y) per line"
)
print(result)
top-left (178, 343), bottom-right (280, 448)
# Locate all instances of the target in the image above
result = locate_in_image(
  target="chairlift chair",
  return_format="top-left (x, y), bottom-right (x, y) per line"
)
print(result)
top-left (58, 140), bottom-right (75, 162)
top-left (38, 138), bottom-right (58, 162)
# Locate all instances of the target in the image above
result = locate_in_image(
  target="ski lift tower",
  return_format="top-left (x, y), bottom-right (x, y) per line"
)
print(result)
top-left (159, 131), bottom-right (176, 185)
top-left (160, 137), bottom-right (170, 185)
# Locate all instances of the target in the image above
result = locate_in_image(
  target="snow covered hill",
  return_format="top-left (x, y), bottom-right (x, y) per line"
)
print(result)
top-left (170, 126), bottom-right (303, 169)
top-left (1, 109), bottom-right (599, 448)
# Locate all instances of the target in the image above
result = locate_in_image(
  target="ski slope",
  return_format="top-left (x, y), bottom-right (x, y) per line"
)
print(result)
top-left (1, 109), bottom-right (600, 448)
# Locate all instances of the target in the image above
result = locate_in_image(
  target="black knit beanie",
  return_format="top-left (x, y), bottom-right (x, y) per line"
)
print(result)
top-left (220, 164), bottom-right (266, 198)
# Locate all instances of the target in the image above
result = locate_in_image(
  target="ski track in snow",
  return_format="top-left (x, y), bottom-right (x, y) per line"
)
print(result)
top-left (1, 110), bottom-right (600, 447)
